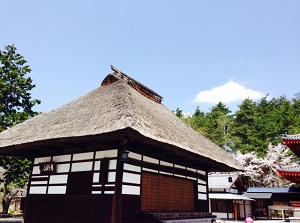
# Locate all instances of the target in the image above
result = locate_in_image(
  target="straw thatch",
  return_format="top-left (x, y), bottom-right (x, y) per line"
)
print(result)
top-left (0, 73), bottom-right (243, 171)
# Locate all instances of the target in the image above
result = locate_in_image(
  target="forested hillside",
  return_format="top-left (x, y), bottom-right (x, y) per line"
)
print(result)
top-left (176, 94), bottom-right (300, 157)
top-left (176, 94), bottom-right (300, 187)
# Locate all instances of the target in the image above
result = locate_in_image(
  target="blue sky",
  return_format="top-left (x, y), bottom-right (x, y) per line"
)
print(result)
top-left (1, 1), bottom-right (299, 114)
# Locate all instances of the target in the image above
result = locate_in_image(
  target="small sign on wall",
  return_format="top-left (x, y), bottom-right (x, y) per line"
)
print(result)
top-left (39, 162), bottom-right (56, 174)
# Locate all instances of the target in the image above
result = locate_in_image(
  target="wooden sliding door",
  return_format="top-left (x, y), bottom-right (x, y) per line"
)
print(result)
top-left (141, 171), bottom-right (195, 211)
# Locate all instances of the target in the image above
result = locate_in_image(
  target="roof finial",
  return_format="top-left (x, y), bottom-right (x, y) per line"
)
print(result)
top-left (111, 65), bottom-right (122, 74)
top-left (102, 65), bottom-right (163, 104)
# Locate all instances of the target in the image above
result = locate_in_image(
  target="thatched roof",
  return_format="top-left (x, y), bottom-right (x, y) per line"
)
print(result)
top-left (0, 68), bottom-right (243, 172)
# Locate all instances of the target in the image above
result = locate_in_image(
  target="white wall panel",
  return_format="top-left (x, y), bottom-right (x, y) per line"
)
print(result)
top-left (56, 164), bottom-right (70, 173)
top-left (142, 168), bottom-right (158, 173)
top-left (109, 160), bottom-right (117, 169)
top-left (108, 172), bottom-right (116, 182)
top-left (197, 170), bottom-right (206, 175)
top-left (32, 166), bottom-right (41, 175)
top-left (198, 179), bottom-right (206, 184)
top-left (71, 161), bottom-right (93, 172)
top-left (29, 186), bottom-right (47, 194)
top-left (187, 167), bottom-right (197, 172)
top-left (48, 186), bottom-right (66, 194)
top-left (198, 185), bottom-right (207, 193)
top-left (198, 193), bottom-right (207, 200)
top-left (93, 173), bottom-right (100, 183)
top-left (122, 185), bottom-right (140, 195)
top-left (34, 157), bottom-right (51, 164)
top-left (128, 152), bottom-right (141, 160)
top-left (49, 175), bottom-right (68, 184)
top-left (31, 181), bottom-right (48, 185)
top-left (124, 164), bottom-right (141, 172)
top-left (143, 156), bottom-right (158, 164)
top-left (174, 164), bottom-right (185, 169)
top-left (96, 150), bottom-right (117, 159)
top-left (73, 152), bottom-right (94, 161)
top-left (123, 173), bottom-right (140, 184)
top-left (160, 161), bottom-right (173, 167)
top-left (94, 161), bottom-right (100, 171)
top-left (52, 155), bottom-right (71, 162)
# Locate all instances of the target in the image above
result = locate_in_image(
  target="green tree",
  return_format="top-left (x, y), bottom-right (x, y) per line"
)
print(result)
top-left (253, 96), bottom-right (292, 155)
top-left (187, 106), bottom-right (208, 136)
top-left (231, 98), bottom-right (256, 153)
top-left (187, 94), bottom-right (300, 158)
top-left (175, 107), bottom-right (183, 119)
top-left (205, 102), bottom-right (232, 148)
top-left (0, 45), bottom-right (40, 214)
top-left (290, 93), bottom-right (300, 134)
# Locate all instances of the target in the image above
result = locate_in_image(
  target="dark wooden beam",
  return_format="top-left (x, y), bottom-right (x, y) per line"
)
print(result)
top-left (126, 157), bottom-right (207, 182)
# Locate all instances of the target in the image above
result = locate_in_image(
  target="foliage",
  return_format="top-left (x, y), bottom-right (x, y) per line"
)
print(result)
top-left (0, 157), bottom-right (31, 188)
top-left (205, 102), bottom-right (232, 147)
top-left (187, 106), bottom-right (208, 136)
top-left (179, 93), bottom-right (300, 156)
top-left (0, 45), bottom-right (40, 131)
top-left (0, 44), bottom-right (40, 214)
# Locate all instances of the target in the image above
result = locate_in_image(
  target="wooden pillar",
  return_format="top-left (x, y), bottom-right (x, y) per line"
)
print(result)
top-left (243, 200), bottom-right (246, 219)
top-left (226, 200), bottom-right (229, 219)
top-left (23, 158), bottom-right (35, 223)
top-left (205, 171), bottom-right (209, 212)
top-left (234, 200), bottom-right (239, 221)
top-left (111, 139), bottom-right (127, 223)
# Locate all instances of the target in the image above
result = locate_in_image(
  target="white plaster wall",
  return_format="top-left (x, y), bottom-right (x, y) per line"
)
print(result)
top-left (123, 172), bottom-right (140, 184)
top-left (198, 193), bottom-right (207, 200)
top-left (96, 149), bottom-right (117, 159)
top-left (122, 185), bottom-right (140, 195)
top-left (29, 186), bottom-right (47, 194)
top-left (73, 152), bottom-right (93, 160)
top-left (71, 161), bottom-right (93, 172)
top-left (48, 186), bottom-right (66, 194)
top-left (143, 156), bottom-right (159, 164)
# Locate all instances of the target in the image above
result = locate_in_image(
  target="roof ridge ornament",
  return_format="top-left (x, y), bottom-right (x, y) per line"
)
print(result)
top-left (101, 65), bottom-right (163, 104)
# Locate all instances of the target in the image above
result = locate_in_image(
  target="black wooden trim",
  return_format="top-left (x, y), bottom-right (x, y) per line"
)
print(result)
top-left (126, 157), bottom-right (206, 181)
top-left (32, 156), bottom-right (117, 167)
top-left (30, 183), bottom-right (66, 187)
top-left (122, 182), bottom-right (140, 187)
top-left (123, 169), bottom-right (141, 175)
top-left (92, 186), bottom-right (115, 191)
top-left (30, 177), bottom-right (49, 181)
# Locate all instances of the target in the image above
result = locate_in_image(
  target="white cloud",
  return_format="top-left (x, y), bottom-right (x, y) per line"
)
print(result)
top-left (193, 80), bottom-right (265, 104)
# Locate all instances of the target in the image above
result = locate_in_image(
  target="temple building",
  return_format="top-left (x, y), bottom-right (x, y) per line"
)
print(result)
top-left (0, 66), bottom-right (243, 223)
top-left (277, 134), bottom-right (300, 221)
top-left (278, 134), bottom-right (300, 183)
top-left (208, 172), bottom-right (252, 220)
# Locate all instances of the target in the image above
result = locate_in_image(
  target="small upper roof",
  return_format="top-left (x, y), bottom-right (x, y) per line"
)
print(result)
top-left (282, 134), bottom-right (300, 157)
top-left (208, 172), bottom-right (246, 191)
top-left (209, 193), bottom-right (253, 201)
top-left (247, 187), bottom-right (300, 193)
top-left (0, 66), bottom-right (243, 172)
top-left (282, 134), bottom-right (300, 141)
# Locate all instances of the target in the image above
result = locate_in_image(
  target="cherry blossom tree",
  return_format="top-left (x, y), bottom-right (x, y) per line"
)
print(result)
top-left (233, 143), bottom-right (297, 187)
